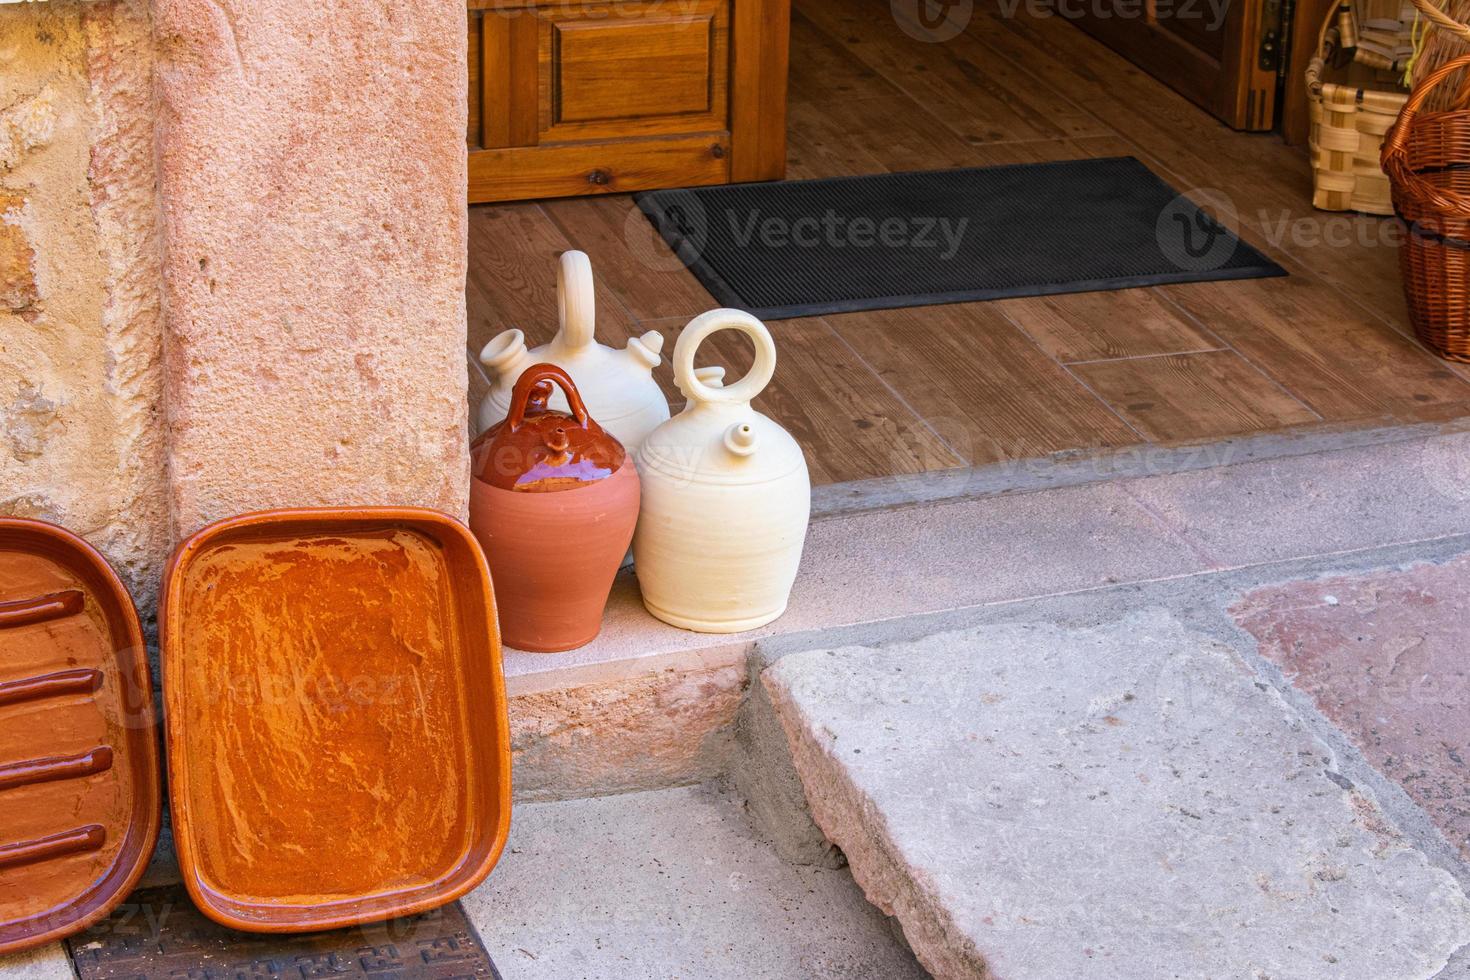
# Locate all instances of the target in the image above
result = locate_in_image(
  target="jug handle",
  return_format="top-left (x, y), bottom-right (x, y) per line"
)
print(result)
top-left (557, 250), bottom-right (596, 350)
top-left (674, 309), bottom-right (776, 406)
top-left (505, 363), bottom-right (592, 432)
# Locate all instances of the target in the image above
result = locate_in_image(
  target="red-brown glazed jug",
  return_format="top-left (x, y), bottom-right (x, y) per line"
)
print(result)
top-left (469, 363), bottom-right (640, 652)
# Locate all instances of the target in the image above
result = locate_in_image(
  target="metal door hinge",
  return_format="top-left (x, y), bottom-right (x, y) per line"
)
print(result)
top-left (1259, 0), bottom-right (1287, 72)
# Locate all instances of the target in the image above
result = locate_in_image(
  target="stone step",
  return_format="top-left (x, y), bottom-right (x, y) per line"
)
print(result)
top-left (761, 610), bottom-right (1470, 980)
top-left (460, 782), bottom-right (927, 979)
top-left (0, 784), bottom-right (927, 980)
top-left (504, 423), bottom-right (1470, 804)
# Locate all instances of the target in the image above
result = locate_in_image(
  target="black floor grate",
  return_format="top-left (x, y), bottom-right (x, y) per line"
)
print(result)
top-left (65, 885), bottom-right (502, 979)
top-left (636, 157), bottom-right (1285, 319)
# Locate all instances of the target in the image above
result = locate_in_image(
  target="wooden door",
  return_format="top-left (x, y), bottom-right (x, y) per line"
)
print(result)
top-left (467, 0), bottom-right (789, 203)
top-left (1067, 0), bottom-right (1284, 129)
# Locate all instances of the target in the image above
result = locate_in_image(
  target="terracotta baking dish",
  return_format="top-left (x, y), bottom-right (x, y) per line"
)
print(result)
top-left (0, 518), bottom-right (160, 956)
top-left (160, 507), bottom-right (510, 933)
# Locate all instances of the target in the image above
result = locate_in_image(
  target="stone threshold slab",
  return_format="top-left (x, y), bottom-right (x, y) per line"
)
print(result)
top-left (762, 610), bottom-right (1470, 980)
top-left (504, 427), bottom-right (1470, 698)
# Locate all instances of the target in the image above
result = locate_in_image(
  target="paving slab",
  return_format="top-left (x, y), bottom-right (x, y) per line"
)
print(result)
top-left (1233, 553), bottom-right (1470, 861)
top-left (1124, 430), bottom-right (1470, 568)
top-left (460, 783), bottom-right (925, 980)
top-left (491, 427), bottom-right (1470, 811)
top-left (503, 479), bottom-right (1208, 692)
top-left (501, 428), bottom-right (1470, 707)
top-left (763, 609), bottom-right (1470, 980)
top-left (0, 944), bottom-right (72, 980)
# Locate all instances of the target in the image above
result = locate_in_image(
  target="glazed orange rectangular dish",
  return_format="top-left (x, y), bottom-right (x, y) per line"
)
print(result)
top-left (0, 518), bottom-right (160, 955)
top-left (161, 508), bottom-right (510, 933)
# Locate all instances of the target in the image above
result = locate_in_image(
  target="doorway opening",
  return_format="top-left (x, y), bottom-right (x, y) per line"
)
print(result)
top-left (465, 0), bottom-right (1470, 492)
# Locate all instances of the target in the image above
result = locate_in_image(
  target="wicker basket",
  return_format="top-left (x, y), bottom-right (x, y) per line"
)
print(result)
top-left (1382, 53), bottom-right (1470, 361)
top-left (1307, 0), bottom-right (1413, 214)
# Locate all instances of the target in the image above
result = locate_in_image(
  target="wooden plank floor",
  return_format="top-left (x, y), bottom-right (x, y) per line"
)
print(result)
top-left (466, 0), bottom-right (1470, 487)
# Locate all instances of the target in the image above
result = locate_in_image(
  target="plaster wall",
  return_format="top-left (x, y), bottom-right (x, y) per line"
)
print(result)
top-left (151, 0), bottom-right (471, 536)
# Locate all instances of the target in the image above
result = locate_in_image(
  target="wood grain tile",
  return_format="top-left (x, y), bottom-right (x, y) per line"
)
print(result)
top-left (645, 315), bottom-right (966, 483)
top-left (466, 347), bottom-right (492, 435)
top-left (1070, 350), bottom-right (1320, 443)
top-left (1240, 210), bottom-right (1411, 334)
top-left (459, 0), bottom-right (1470, 492)
top-left (542, 195), bottom-right (717, 321)
top-left (961, 134), bottom-right (1138, 168)
top-left (784, 102), bottom-right (891, 179)
top-left (798, 0), bottom-right (1106, 144)
top-left (787, 10), bottom-right (902, 106)
top-left (1157, 274), bottom-right (1470, 423)
top-left (963, 0), bottom-right (1256, 165)
top-left (999, 289), bottom-right (1222, 363)
top-left (786, 97), bottom-right (985, 179)
top-left (466, 203), bottom-right (643, 354)
top-left (828, 303), bottom-right (1140, 462)
top-left (954, 0), bottom-right (1412, 330)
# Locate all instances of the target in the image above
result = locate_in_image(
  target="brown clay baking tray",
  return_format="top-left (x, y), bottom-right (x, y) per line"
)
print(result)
top-left (0, 518), bottom-right (160, 956)
top-left (160, 507), bottom-right (510, 933)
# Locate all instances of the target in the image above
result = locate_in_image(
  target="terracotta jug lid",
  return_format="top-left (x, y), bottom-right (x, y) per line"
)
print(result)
top-left (471, 363), bottom-right (626, 492)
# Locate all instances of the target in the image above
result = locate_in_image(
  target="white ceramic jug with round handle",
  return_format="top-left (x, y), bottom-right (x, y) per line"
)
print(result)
top-left (632, 309), bottom-right (811, 633)
top-left (477, 250), bottom-right (670, 455)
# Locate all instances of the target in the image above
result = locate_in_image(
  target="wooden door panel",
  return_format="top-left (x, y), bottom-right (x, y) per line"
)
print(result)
top-left (552, 16), bottom-right (716, 120)
top-left (1156, 5), bottom-right (1228, 61)
top-left (469, 12), bottom-right (482, 148)
top-left (1071, 0), bottom-right (1280, 130)
top-left (480, 9), bottom-right (540, 148)
top-left (467, 134), bottom-right (732, 201)
top-left (540, 0), bottom-right (729, 141)
top-left (468, 0), bottom-right (785, 203)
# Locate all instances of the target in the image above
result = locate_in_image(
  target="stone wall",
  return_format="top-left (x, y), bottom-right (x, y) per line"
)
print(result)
top-left (151, 0), bottom-right (470, 538)
top-left (0, 0), bottom-right (166, 610)
top-left (0, 0), bottom-right (471, 618)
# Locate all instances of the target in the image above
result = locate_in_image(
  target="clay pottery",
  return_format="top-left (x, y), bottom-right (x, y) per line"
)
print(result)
top-left (0, 518), bottom-right (160, 955)
top-left (470, 363), bottom-right (640, 652)
top-left (477, 250), bottom-right (670, 455)
top-left (632, 309), bottom-right (811, 633)
top-left (160, 507), bottom-right (510, 933)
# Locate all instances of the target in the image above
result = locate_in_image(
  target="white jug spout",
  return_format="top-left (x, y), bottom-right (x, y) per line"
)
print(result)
top-left (480, 329), bottom-right (533, 383)
top-left (625, 330), bottom-right (664, 370)
top-left (723, 421), bottom-right (758, 457)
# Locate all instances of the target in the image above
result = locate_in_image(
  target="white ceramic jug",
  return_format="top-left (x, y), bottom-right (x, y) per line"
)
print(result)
top-left (632, 309), bottom-right (811, 633)
top-left (477, 250), bottom-right (670, 455)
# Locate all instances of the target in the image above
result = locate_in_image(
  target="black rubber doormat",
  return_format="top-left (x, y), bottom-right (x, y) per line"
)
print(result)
top-left (636, 157), bottom-right (1286, 319)
top-left (65, 884), bottom-right (501, 979)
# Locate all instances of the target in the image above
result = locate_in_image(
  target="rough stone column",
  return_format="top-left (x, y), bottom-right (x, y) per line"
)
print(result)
top-left (151, 1), bottom-right (469, 538)
top-left (0, 0), bottom-right (167, 609)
